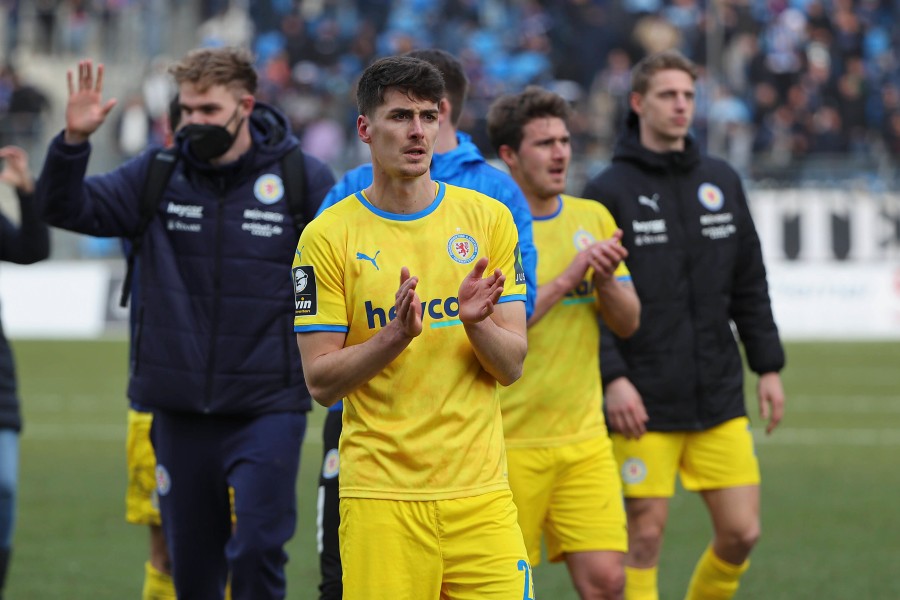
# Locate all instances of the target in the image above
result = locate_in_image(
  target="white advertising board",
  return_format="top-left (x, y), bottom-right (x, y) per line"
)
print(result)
top-left (0, 261), bottom-right (112, 339)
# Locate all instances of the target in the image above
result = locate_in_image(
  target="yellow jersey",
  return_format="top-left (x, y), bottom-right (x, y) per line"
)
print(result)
top-left (293, 182), bottom-right (526, 500)
top-left (500, 195), bottom-right (630, 447)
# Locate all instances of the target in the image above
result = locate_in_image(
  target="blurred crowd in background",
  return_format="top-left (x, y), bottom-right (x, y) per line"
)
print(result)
top-left (1, 0), bottom-right (900, 256)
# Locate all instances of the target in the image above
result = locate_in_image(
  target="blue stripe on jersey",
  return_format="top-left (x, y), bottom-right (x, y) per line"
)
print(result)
top-left (431, 319), bottom-right (462, 329)
top-left (531, 196), bottom-right (563, 221)
top-left (354, 182), bottom-right (446, 221)
top-left (294, 325), bottom-right (349, 333)
top-left (498, 295), bottom-right (527, 305)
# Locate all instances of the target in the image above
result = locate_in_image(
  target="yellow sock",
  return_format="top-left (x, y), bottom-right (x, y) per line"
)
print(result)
top-left (684, 546), bottom-right (749, 600)
top-left (142, 561), bottom-right (176, 600)
top-left (625, 565), bottom-right (659, 600)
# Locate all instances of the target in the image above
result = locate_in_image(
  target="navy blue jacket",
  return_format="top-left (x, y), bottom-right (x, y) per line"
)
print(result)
top-left (37, 103), bottom-right (334, 415)
top-left (0, 190), bottom-right (51, 431)
top-left (583, 114), bottom-right (784, 431)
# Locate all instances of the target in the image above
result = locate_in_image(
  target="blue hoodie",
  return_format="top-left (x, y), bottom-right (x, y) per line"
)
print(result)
top-left (316, 132), bottom-right (536, 412)
top-left (37, 102), bottom-right (335, 415)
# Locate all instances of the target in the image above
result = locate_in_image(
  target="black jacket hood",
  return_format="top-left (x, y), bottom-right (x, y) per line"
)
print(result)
top-left (612, 110), bottom-right (702, 173)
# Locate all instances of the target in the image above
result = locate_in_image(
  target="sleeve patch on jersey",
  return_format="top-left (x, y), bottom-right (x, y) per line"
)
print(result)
top-left (513, 242), bottom-right (526, 286)
top-left (293, 266), bottom-right (318, 316)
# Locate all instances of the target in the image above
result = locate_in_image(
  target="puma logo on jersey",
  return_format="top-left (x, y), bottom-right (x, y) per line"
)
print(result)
top-left (638, 193), bottom-right (660, 213)
top-left (356, 250), bottom-right (380, 270)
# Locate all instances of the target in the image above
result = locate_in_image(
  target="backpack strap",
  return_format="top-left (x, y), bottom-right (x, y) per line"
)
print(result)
top-left (280, 144), bottom-right (308, 237)
top-left (119, 147), bottom-right (179, 307)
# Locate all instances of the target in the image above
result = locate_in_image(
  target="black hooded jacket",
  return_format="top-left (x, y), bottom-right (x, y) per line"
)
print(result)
top-left (0, 189), bottom-right (51, 431)
top-left (582, 114), bottom-right (785, 431)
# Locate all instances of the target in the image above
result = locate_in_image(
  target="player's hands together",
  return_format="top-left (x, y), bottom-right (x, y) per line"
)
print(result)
top-left (758, 371), bottom-right (785, 435)
top-left (588, 229), bottom-right (628, 287)
top-left (392, 267), bottom-right (423, 339)
top-left (605, 376), bottom-right (648, 439)
top-left (556, 247), bottom-right (594, 293)
top-left (65, 60), bottom-right (118, 145)
top-left (458, 257), bottom-right (505, 324)
top-left (0, 146), bottom-right (34, 193)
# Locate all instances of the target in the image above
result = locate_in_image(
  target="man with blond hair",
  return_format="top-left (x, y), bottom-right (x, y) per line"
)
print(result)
top-left (35, 46), bottom-right (334, 599)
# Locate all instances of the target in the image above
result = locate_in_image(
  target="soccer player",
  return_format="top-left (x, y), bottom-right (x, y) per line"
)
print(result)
top-left (0, 145), bottom-right (50, 600)
top-left (582, 49), bottom-right (786, 600)
top-left (487, 87), bottom-right (640, 599)
top-left (293, 56), bottom-right (533, 600)
top-left (310, 47), bottom-right (537, 600)
top-left (34, 47), bottom-right (335, 599)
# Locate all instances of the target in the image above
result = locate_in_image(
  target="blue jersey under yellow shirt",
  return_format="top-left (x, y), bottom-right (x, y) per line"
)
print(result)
top-left (293, 181), bottom-right (526, 501)
top-left (501, 194), bottom-right (631, 447)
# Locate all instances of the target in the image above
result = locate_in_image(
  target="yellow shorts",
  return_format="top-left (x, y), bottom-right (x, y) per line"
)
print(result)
top-left (507, 435), bottom-right (627, 565)
top-left (125, 409), bottom-right (160, 526)
top-left (612, 416), bottom-right (760, 497)
top-left (339, 490), bottom-right (534, 600)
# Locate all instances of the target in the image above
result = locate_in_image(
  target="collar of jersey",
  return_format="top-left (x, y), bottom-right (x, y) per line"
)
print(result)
top-left (355, 182), bottom-right (446, 221)
top-left (532, 195), bottom-right (563, 221)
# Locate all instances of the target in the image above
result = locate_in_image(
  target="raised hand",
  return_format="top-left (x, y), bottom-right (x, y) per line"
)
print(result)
top-left (65, 60), bottom-right (118, 144)
top-left (0, 146), bottom-right (34, 193)
top-left (393, 266), bottom-right (423, 338)
top-left (458, 257), bottom-right (505, 325)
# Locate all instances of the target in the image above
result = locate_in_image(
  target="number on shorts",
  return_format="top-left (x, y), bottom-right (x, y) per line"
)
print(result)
top-left (517, 559), bottom-right (534, 600)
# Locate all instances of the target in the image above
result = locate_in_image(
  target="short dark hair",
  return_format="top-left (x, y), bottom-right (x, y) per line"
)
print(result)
top-left (169, 46), bottom-right (258, 96)
top-left (631, 50), bottom-right (697, 95)
top-left (356, 56), bottom-right (445, 117)
top-left (486, 86), bottom-right (571, 153)
top-left (405, 49), bottom-right (468, 126)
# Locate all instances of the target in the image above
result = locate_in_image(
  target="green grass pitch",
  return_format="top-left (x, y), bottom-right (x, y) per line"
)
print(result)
top-left (6, 339), bottom-right (900, 599)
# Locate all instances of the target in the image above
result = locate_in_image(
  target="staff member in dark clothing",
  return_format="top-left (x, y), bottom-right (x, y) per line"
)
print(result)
top-left (582, 50), bottom-right (786, 600)
top-left (35, 47), bottom-right (334, 600)
top-left (0, 145), bottom-right (51, 599)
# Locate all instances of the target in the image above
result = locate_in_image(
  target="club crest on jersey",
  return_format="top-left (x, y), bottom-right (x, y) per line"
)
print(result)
top-left (322, 448), bottom-right (339, 479)
top-left (697, 182), bottom-right (724, 212)
top-left (573, 229), bottom-right (595, 250)
top-left (155, 464), bottom-right (172, 496)
top-left (447, 233), bottom-right (478, 264)
top-left (254, 174), bottom-right (285, 205)
top-left (621, 457), bottom-right (647, 484)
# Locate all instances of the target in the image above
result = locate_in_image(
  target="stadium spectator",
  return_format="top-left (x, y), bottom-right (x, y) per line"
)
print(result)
top-left (293, 55), bottom-right (532, 600)
top-left (487, 86), bottom-right (640, 600)
top-left (34, 47), bottom-right (334, 599)
top-left (310, 47), bottom-right (537, 600)
top-left (582, 50), bottom-right (786, 600)
top-left (0, 144), bottom-right (51, 599)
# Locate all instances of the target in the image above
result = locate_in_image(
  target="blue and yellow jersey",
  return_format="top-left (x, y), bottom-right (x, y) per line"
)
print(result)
top-left (500, 195), bottom-right (631, 447)
top-left (293, 181), bottom-right (526, 500)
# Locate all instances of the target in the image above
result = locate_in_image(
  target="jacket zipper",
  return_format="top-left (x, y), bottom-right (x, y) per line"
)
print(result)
top-left (204, 189), bottom-right (226, 412)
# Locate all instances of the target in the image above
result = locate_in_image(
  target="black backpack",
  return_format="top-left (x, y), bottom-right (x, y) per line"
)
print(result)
top-left (118, 145), bottom-right (308, 307)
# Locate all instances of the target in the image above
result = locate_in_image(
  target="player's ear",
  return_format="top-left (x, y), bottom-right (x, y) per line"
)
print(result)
top-left (498, 144), bottom-right (517, 170)
top-left (438, 98), bottom-right (452, 125)
top-left (357, 115), bottom-right (372, 144)
top-left (629, 91), bottom-right (643, 117)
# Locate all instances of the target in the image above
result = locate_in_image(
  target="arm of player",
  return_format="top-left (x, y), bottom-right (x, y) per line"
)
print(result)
top-left (757, 371), bottom-right (785, 435)
top-left (526, 247), bottom-right (593, 328)
top-left (459, 257), bottom-right (527, 386)
top-left (297, 267), bottom-right (423, 407)
top-left (591, 230), bottom-right (640, 338)
top-left (605, 376), bottom-right (649, 439)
